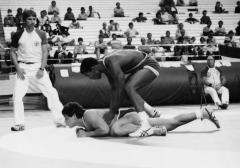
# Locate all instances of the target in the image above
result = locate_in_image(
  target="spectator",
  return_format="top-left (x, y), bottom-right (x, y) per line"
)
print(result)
top-left (201, 55), bottom-right (229, 109)
top-left (52, 23), bottom-right (69, 35)
top-left (202, 21), bottom-right (212, 36)
top-left (214, 20), bottom-right (226, 36)
top-left (138, 37), bottom-right (152, 54)
top-left (235, 20), bottom-right (240, 35)
top-left (159, 0), bottom-right (174, 7)
top-left (94, 35), bottom-right (108, 59)
top-left (41, 19), bottom-right (52, 33)
top-left (206, 31), bottom-right (217, 55)
top-left (114, 2), bottom-right (125, 17)
top-left (175, 23), bottom-right (186, 39)
top-left (161, 30), bottom-right (175, 51)
top-left (235, 1), bottom-right (240, 13)
top-left (215, 1), bottom-right (228, 13)
top-left (176, 0), bottom-right (185, 6)
top-left (38, 10), bottom-right (49, 27)
top-left (53, 45), bottom-right (62, 63)
top-left (146, 33), bottom-right (155, 44)
top-left (4, 9), bottom-right (16, 27)
top-left (188, 37), bottom-right (197, 54)
top-left (200, 10), bottom-right (211, 24)
top-left (15, 8), bottom-right (23, 31)
top-left (224, 30), bottom-right (236, 47)
top-left (107, 33), bottom-right (122, 49)
top-left (48, 30), bottom-right (60, 45)
top-left (108, 20), bottom-right (120, 32)
top-left (73, 37), bottom-right (88, 58)
top-left (132, 12), bottom-right (147, 22)
top-left (185, 13), bottom-right (199, 24)
top-left (123, 36), bottom-right (136, 49)
top-left (207, 31), bottom-right (217, 45)
top-left (189, 0), bottom-right (198, 6)
top-left (48, 0), bottom-right (60, 15)
top-left (64, 7), bottom-right (75, 20)
top-left (152, 11), bottom-right (165, 25)
top-left (59, 31), bottom-right (75, 46)
top-left (99, 22), bottom-right (110, 38)
top-left (47, 41), bottom-right (58, 64)
top-left (160, 7), bottom-right (172, 24)
top-left (87, 6), bottom-right (101, 19)
top-left (50, 11), bottom-right (61, 24)
top-left (124, 22), bottom-right (139, 37)
top-left (77, 7), bottom-right (88, 20)
top-left (196, 37), bottom-right (207, 55)
top-left (169, 11), bottom-right (179, 24)
top-left (58, 43), bottom-right (73, 64)
top-left (174, 37), bottom-right (188, 56)
top-left (69, 19), bottom-right (82, 29)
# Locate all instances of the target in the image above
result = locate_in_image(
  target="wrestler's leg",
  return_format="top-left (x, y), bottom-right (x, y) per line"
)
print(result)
top-left (148, 108), bottom-right (220, 134)
top-left (110, 112), bottom-right (141, 137)
top-left (148, 112), bottom-right (197, 132)
top-left (125, 68), bottom-right (156, 116)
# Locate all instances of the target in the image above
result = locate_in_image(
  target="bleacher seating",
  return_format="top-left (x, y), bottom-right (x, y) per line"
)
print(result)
top-left (1, 0), bottom-right (240, 55)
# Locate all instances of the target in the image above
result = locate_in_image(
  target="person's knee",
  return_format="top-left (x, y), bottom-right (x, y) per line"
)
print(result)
top-left (205, 87), bottom-right (217, 96)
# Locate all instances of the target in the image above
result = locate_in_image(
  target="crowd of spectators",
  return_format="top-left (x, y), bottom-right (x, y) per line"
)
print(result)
top-left (2, 0), bottom-right (240, 65)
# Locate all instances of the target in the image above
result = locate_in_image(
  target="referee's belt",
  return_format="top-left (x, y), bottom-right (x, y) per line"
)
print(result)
top-left (18, 61), bottom-right (36, 64)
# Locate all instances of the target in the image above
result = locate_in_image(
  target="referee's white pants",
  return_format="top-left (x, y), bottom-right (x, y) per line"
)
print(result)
top-left (204, 86), bottom-right (229, 105)
top-left (13, 63), bottom-right (64, 125)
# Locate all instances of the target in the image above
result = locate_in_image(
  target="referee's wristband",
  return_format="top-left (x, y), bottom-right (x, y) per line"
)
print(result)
top-left (39, 67), bottom-right (44, 71)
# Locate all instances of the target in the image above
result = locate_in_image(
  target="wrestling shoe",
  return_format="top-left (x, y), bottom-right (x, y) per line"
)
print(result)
top-left (152, 109), bottom-right (161, 118)
top-left (203, 107), bottom-right (221, 129)
top-left (218, 104), bottom-right (228, 110)
top-left (11, 125), bottom-right (25, 131)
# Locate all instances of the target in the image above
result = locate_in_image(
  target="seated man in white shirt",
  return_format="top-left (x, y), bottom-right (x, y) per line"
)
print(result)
top-left (87, 6), bottom-right (101, 19)
top-left (201, 56), bottom-right (229, 109)
top-left (124, 22), bottom-right (139, 38)
top-left (214, 20), bottom-right (226, 36)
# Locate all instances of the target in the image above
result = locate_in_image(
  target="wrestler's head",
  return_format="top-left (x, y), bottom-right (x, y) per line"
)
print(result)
top-left (80, 57), bottom-right (102, 79)
top-left (62, 102), bottom-right (85, 128)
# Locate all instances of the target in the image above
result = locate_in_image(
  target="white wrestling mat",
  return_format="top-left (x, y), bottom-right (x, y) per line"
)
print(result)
top-left (0, 104), bottom-right (240, 168)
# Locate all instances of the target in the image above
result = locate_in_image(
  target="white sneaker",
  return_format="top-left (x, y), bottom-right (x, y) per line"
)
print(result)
top-left (152, 109), bottom-right (161, 118)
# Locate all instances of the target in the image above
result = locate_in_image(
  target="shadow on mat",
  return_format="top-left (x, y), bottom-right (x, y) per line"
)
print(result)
top-left (169, 130), bottom-right (220, 134)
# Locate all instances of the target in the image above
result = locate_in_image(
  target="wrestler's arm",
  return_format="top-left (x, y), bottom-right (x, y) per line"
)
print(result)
top-left (106, 59), bottom-right (125, 115)
top-left (76, 111), bottom-right (109, 137)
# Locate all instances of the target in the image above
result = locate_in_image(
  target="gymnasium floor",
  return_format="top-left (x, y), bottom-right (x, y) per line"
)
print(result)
top-left (0, 104), bottom-right (240, 168)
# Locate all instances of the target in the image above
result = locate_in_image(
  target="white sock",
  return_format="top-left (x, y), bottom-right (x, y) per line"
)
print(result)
top-left (195, 109), bottom-right (203, 120)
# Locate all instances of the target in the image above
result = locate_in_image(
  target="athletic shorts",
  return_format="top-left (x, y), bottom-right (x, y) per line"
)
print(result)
top-left (128, 55), bottom-right (160, 77)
